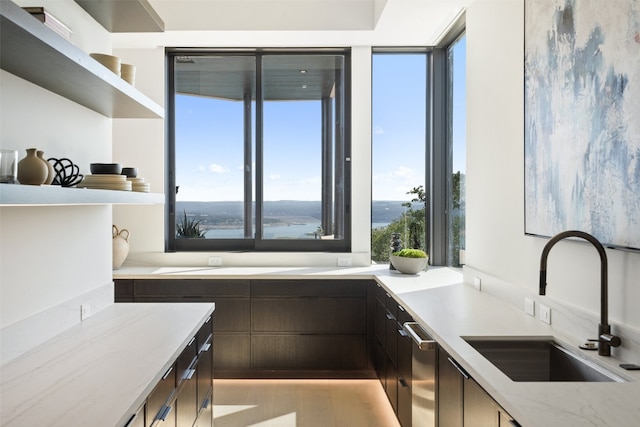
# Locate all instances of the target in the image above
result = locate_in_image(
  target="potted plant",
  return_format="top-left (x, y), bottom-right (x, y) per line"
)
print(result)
top-left (176, 210), bottom-right (206, 238)
top-left (390, 248), bottom-right (429, 274)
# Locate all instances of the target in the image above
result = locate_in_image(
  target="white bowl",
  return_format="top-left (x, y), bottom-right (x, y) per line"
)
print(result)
top-left (90, 53), bottom-right (121, 76)
top-left (390, 255), bottom-right (429, 274)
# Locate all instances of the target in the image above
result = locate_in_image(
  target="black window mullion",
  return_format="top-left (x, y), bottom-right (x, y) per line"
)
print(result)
top-left (255, 54), bottom-right (264, 246)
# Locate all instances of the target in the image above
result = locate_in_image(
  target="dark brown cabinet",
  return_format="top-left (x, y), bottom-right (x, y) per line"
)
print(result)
top-left (250, 280), bottom-right (370, 373)
top-left (146, 363), bottom-right (177, 426)
top-left (374, 282), bottom-right (413, 426)
top-left (115, 278), bottom-right (374, 377)
top-left (133, 318), bottom-right (214, 427)
top-left (115, 279), bottom-right (250, 375)
top-left (438, 347), bottom-right (518, 427)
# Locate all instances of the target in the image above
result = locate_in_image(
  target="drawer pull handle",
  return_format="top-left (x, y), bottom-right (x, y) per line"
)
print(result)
top-left (156, 405), bottom-right (172, 421)
top-left (447, 356), bottom-right (471, 379)
top-left (161, 366), bottom-right (173, 380)
top-left (199, 343), bottom-right (212, 353)
top-left (184, 368), bottom-right (196, 380)
top-left (386, 313), bottom-right (395, 321)
top-left (187, 337), bottom-right (196, 346)
top-left (403, 322), bottom-right (436, 350)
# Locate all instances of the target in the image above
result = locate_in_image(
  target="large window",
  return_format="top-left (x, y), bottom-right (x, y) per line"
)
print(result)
top-left (371, 51), bottom-right (428, 263)
top-left (447, 35), bottom-right (467, 267)
top-left (167, 50), bottom-right (351, 252)
top-left (371, 26), bottom-right (465, 266)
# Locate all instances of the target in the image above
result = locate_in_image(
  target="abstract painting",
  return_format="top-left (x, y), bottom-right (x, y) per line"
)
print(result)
top-left (524, 0), bottom-right (640, 250)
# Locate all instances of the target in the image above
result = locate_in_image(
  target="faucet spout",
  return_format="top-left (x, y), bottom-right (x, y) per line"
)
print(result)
top-left (538, 230), bottom-right (620, 356)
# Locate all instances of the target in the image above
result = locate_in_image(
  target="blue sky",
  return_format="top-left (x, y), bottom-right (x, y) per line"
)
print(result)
top-left (175, 42), bottom-right (466, 202)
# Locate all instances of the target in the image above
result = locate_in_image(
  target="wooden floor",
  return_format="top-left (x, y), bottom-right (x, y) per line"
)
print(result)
top-left (213, 379), bottom-right (401, 427)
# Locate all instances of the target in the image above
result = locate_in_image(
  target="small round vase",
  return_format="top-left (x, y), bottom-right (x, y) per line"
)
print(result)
top-left (17, 148), bottom-right (49, 185)
top-left (113, 225), bottom-right (130, 270)
top-left (37, 150), bottom-right (55, 185)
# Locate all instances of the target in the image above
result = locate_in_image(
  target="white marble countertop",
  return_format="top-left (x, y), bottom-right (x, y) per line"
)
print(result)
top-left (113, 264), bottom-right (640, 426)
top-left (0, 302), bottom-right (215, 427)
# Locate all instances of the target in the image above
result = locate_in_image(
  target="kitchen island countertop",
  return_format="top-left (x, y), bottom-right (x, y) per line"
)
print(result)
top-left (0, 302), bottom-right (215, 427)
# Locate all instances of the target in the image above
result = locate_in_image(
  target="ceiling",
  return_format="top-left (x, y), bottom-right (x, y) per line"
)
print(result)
top-left (112, 0), bottom-right (470, 50)
top-left (142, 0), bottom-right (469, 38)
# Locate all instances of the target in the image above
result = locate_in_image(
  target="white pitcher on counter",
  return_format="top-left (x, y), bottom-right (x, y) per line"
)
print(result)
top-left (112, 225), bottom-right (130, 270)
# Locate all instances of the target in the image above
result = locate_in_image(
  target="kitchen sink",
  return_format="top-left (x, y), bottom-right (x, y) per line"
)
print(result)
top-left (463, 338), bottom-right (625, 382)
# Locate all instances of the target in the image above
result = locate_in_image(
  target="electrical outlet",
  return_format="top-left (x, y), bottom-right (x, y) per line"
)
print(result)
top-left (80, 304), bottom-right (91, 321)
top-left (539, 304), bottom-right (551, 324)
top-left (524, 298), bottom-right (535, 316)
top-left (208, 256), bottom-right (223, 266)
top-left (337, 257), bottom-right (352, 267)
top-left (473, 277), bottom-right (482, 291)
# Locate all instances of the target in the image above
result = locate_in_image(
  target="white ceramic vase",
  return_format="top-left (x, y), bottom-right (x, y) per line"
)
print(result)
top-left (112, 225), bottom-right (130, 269)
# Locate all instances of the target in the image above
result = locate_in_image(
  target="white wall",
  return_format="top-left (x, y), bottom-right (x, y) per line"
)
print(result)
top-left (0, 0), bottom-right (116, 360)
top-left (464, 0), bottom-right (640, 340)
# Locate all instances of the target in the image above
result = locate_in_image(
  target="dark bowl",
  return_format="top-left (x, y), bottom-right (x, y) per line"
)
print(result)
top-left (121, 167), bottom-right (138, 178)
top-left (90, 163), bottom-right (122, 175)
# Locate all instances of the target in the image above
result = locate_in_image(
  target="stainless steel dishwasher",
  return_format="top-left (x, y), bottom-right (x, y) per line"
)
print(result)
top-left (404, 322), bottom-right (437, 427)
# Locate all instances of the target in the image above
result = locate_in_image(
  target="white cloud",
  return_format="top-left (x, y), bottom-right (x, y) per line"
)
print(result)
top-left (269, 173), bottom-right (281, 181)
top-left (373, 125), bottom-right (385, 135)
top-left (208, 163), bottom-right (230, 174)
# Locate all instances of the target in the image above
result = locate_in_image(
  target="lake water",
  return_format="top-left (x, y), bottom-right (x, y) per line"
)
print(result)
top-left (205, 221), bottom-right (391, 239)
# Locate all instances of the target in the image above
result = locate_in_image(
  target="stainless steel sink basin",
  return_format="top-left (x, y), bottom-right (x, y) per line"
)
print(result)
top-left (463, 338), bottom-right (625, 382)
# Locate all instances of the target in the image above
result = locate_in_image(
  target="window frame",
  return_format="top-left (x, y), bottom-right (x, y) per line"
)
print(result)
top-left (371, 17), bottom-right (465, 266)
top-left (165, 48), bottom-right (352, 253)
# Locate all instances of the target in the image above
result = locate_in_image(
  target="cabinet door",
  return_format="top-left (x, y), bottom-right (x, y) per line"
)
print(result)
top-left (146, 364), bottom-right (176, 427)
top-left (115, 279), bottom-right (134, 302)
top-left (125, 406), bottom-right (145, 427)
top-left (196, 318), bottom-right (213, 416)
top-left (397, 307), bottom-right (413, 427)
top-left (463, 379), bottom-right (499, 427)
top-left (437, 347), bottom-right (463, 427)
top-left (252, 298), bottom-right (366, 333)
top-left (251, 335), bottom-right (367, 370)
top-left (374, 300), bottom-right (387, 384)
top-left (176, 336), bottom-right (198, 427)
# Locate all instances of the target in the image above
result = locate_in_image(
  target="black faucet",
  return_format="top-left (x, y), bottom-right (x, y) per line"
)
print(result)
top-left (539, 230), bottom-right (621, 356)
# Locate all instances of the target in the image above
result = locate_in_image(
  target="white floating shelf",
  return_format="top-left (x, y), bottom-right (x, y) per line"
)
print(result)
top-left (0, 0), bottom-right (164, 118)
top-left (0, 184), bottom-right (164, 206)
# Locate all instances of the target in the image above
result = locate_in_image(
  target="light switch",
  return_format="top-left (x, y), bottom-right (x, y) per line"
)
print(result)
top-left (539, 304), bottom-right (551, 324)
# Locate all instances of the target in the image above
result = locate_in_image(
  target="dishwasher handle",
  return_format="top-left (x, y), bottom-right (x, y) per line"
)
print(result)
top-left (403, 322), bottom-right (436, 351)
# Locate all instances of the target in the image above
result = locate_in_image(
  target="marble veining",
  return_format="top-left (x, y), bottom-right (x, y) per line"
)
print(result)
top-left (0, 302), bottom-right (214, 427)
top-left (112, 264), bottom-right (640, 426)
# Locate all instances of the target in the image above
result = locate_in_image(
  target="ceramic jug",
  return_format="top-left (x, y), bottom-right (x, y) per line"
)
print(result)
top-left (36, 150), bottom-right (54, 184)
top-left (17, 148), bottom-right (48, 185)
top-left (112, 225), bottom-right (130, 269)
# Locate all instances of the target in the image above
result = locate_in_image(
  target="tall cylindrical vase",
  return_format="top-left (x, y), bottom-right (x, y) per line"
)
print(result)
top-left (17, 148), bottom-right (48, 185)
top-left (37, 150), bottom-right (54, 185)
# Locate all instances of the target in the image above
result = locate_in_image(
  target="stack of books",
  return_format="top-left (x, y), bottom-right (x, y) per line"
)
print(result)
top-left (23, 7), bottom-right (72, 41)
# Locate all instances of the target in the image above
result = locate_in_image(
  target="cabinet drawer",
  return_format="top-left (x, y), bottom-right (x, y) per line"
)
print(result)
top-left (252, 335), bottom-right (368, 370)
top-left (115, 279), bottom-right (134, 302)
top-left (146, 363), bottom-right (176, 427)
top-left (251, 280), bottom-right (367, 298)
top-left (213, 334), bottom-right (251, 370)
top-left (252, 298), bottom-right (366, 333)
top-left (135, 279), bottom-right (250, 298)
top-left (212, 299), bottom-right (250, 332)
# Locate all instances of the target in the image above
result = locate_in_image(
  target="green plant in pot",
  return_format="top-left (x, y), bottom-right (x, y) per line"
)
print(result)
top-left (390, 248), bottom-right (429, 274)
top-left (176, 210), bottom-right (206, 238)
